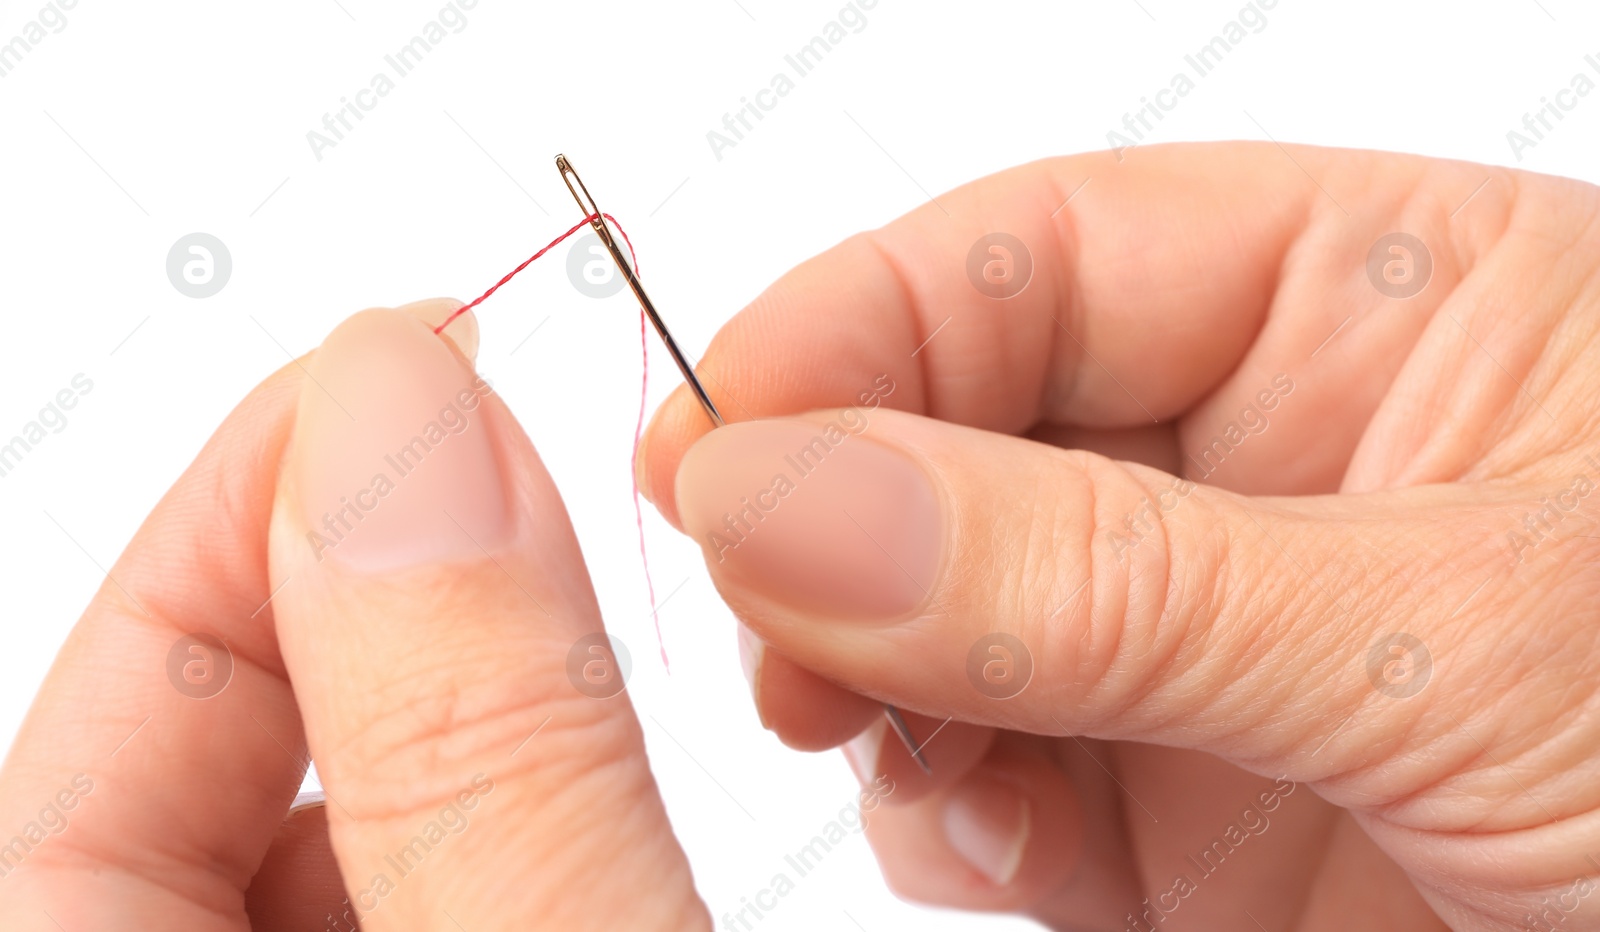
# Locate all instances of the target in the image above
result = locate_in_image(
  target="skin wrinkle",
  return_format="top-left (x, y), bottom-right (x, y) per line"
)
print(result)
top-left (1445, 586), bottom-right (1600, 803)
top-left (1411, 162), bottom-right (1500, 277)
top-left (1292, 592), bottom-right (1459, 787)
top-left (331, 722), bottom-right (627, 839)
top-left (32, 839), bottom-right (245, 922)
top-left (335, 664), bottom-right (552, 780)
top-left (1222, 512), bottom-right (1401, 775)
top-left (1367, 798), bottom-right (1600, 865)
top-left (1116, 462), bottom-right (1190, 721)
top-left (1071, 459), bottom-right (1201, 741)
top-left (1354, 708), bottom-right (1526, 826)
top-left (1222, 160), bottom-right (1462, 496)
top-left (1521, 274), bottom-right (1600, 444)
top-left (312, 656), bottom-right (621, 826)
top-left (1182, 603), bottom-right (1300, 756)
top-left (1005, 466), bottom-right (1051, 640)
top-left (1326, 700), bottom-right (1457, 810)
top-left (421, 753), bottom-right (659, 910)
top-left (1465, 307), bottom-right (1567, 454)
top-left (1465, 685), bottom-right (1600, 819)
top-left (1003, 447), bottom-right (1093, 721)
top-left (1424, 188), bottom-right (1600, 481)
top-left (1152, 491), bottom-right (1269, 733)
top-left (1547, 330), bottom-right (1600, 454)
top-left (1062, 456), bottom-right (1135, 735)
top-left (1191, 511), bottom-right (1347, 754)
top-left (860, 231), bottom-right (945, 420)
top-left (1393, 823), bottom-right (1600, 924)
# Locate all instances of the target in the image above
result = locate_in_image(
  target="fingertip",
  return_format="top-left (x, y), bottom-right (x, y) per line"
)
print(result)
top-left (639, 382), bottom-right (713, 531)
top-left (244, 802), bottom-right (348, 932)
top-left (289, 307), bottom-right (508, 574)
top-left (397, 297), bottom-right (477, 362)
top-left (942, 772), bottom-right (1031, 887)
top-left (868, 738), bottom-right (1082, 912)
top-left (750, 641), bottom-right (882, 750)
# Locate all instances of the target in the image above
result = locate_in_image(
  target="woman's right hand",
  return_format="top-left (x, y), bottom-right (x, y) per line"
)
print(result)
top-left (640, 142), bottom-right (1600, 931)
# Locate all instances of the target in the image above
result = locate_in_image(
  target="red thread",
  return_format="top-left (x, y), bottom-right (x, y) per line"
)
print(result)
top-left (437, 214), bottom-right (670, 670)
top-left (433, 213), bottom-right (598, 336)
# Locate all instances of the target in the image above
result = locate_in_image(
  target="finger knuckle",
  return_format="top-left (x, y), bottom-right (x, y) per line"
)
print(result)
top-left (316, 636), bottom-right (637, 825)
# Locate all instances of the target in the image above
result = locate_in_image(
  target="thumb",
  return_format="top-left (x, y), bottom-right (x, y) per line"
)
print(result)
top-left (268, 307), bottom-right (706, 929)
top-left (671, 407), bottom-right (1482, 780)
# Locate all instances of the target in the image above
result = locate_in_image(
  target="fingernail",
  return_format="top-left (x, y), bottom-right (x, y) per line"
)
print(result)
top-left (675, 418), bottom-right (941, 619)
top-left (398, 297), bottom-right (478, 362)
top-left (736, 624), bottom-right (768, 728)
top-left (293, 308), bottom-right (508, 573)
top-left (942, 776), bottom-right (1030, 886)
top-left (843, 719), bottom-right (885, 783)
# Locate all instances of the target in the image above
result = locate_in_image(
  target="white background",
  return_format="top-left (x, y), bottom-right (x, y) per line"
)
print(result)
top-left (1, 0), bottom-right (1597, 928)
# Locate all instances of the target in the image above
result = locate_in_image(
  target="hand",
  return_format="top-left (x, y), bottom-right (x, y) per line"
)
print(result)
top-left (0, 301), bottom-right (710, 930)
top-left (638, 143), bottom-right (1600, 930)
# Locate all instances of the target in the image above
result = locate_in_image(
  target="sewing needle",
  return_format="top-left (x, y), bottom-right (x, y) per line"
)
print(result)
top-left (554, 154), bottom-right (933, 776)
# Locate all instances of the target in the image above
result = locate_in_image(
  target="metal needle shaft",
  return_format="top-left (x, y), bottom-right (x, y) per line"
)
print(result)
top-left (556, 154), bottom-right (723, 428)
top-left (553, 154), bottom-right (932, 776)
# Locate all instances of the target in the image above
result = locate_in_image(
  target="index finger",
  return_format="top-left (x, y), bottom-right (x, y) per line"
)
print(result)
top-left (640, 141), bottom-right (1386, 527)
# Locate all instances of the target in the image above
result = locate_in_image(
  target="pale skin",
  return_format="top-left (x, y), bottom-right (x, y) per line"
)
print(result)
top-left (1, 143), bottom-right (1597, 930)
